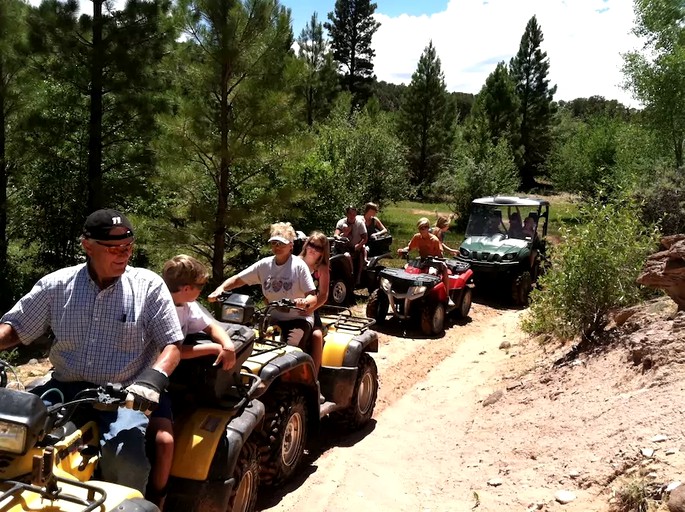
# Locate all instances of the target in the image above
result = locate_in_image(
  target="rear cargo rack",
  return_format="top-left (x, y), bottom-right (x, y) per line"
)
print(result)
top-left (319, 306), bottom-right (376, 332)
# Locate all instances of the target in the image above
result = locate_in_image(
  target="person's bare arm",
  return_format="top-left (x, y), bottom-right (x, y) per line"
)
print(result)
top-left (0, 323), bottom-right (20, 351)
top-left (374, 218), bottom-right (388, 237)
top-left (152, 343), bottom-right (181, 377)
top-left (208, 276), bottom-right (247, 302)
top-left (313, 266), bottom-right (329, 309)
top-left (206, 322), bottom-right (236, 370)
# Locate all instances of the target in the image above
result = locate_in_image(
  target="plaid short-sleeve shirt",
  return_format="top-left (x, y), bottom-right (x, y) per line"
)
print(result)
top-left (1, 263), bottom-right (183, 386)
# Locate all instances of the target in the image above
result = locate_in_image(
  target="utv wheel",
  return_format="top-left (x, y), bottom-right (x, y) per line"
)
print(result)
top-left (512, 271), bottom-right (532, 306)
top-left (365, 289), bottom-right (388, 323)
top-left (332, 353), bottom-right (378, 430)
top-left (227, 440), bottom-right (259, 512)
top-left (456, 288), bottom-right (473, 319)
top-left (421, 301), bottom-right (445, 336)
top-left (329, 279), bottom-right (349, 306)
top-left (258, 390), bottom-right (308, 487)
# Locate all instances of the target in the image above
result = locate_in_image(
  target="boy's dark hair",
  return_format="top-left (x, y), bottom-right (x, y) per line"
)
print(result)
top-left (163, 254), bottom-right (209, 292)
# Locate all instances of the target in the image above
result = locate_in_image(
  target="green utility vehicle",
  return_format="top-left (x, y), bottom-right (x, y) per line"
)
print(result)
top-left (457, 196), bottom-right (549, 305)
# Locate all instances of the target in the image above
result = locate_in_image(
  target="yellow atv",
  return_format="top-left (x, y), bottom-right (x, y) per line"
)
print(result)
top-left (217, 293), bottom-right (379, 487)
top-left (0, 322), bottom-right (264, 512)
top-left (0, 358), bottom-right (160, 511)
top-left (163, 324), bottom-right (264, 511)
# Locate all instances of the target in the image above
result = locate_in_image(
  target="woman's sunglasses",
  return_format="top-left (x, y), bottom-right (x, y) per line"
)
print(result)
top-left (308, 243), bottom-right (324, 252)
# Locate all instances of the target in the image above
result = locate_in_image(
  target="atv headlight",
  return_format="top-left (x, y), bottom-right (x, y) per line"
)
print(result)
top-left (502, 252), bottom-right (517, 261)
top-left (0, 388), bottom-right (47, 455)
top-left (407, 285), bottom-right (426, 297)
top-left (219, 293), bottom-right (255, 324)
top-left (0, 421), bottom-right (27, 454)
top-left (221, 304), bottom-right (247, 323)
top-left (380, 277), bottom-right (391, 292)
top-left (459, 247), bottom-right (470, 258)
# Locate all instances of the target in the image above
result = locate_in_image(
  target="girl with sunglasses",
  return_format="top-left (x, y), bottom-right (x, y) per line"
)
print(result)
top-left (298, 232), bottom-right (330, 388)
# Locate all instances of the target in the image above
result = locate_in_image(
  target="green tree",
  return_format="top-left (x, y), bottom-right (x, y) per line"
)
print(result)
top-left (172, 0), bottom-right (295, 285)
top-left (289, 104), bottom-right (408, 234)
top-left (397, 41), bottom-right (456, 197)
top-left (465, 62), bottom-right (521, 165)
top-left (623, 0), bottom-right (685, 167)
top-left (509, 15), bottom-right (557, 190)
top-left (296, 12), bottom-right (339, 126)
top-left (0, 0), bottom-right (31, 309)
top-left (30, 0), bottom-right (175, 213)
top-left (325, 0), bottom-right (380, 108)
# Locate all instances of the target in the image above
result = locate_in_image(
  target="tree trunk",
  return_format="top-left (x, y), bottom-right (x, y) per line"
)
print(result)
top-left (87, 0), bottom-right (104, 213)
top-left (0, 61), bottom-right (9, 310)
top-left (212, 57), bottom-right (231, 287)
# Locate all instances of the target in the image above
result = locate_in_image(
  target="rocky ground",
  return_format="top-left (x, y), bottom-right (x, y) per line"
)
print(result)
top-left (257, 294), bottom-right (685, 512)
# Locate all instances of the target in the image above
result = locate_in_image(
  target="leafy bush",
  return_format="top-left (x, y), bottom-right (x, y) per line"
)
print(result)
top-left (431, 134), bottom-right (520, 226)
top-left (289, 106), bottom-right (410, 235)
top-left (549, 115), bottom-right (662, 201)
top-left (521, 199), bottom-right (658, 341)
top-left (636, 165), bottom-right (685, 236)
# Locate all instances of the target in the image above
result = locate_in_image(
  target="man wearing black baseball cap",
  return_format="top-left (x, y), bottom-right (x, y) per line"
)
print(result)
top-left (0, 208), bottom-right (183, 495)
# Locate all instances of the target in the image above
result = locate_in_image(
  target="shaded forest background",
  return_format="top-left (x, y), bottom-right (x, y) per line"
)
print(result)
top-left (1, 0), bottom-right (684, 314)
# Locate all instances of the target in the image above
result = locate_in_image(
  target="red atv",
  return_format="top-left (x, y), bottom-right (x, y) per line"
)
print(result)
top-left (366, 256), bottom-right (474, 336)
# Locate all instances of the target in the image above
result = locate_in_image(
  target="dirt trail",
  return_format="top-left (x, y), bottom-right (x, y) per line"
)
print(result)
top-left (258, 303), bottom-right (535, 512)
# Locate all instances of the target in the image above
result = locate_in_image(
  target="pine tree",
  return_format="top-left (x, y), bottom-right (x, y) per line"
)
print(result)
top-left (397, 41), bottom-right (457, 196)
top-left (325, 0), bottom-right (380, 108)
top-left (0, 0), bottom-right (31, 309)
top-left (509, 15), bottom-right (557, 190)
top-left (297, 12), bottom-right (339, 126)
top-left (29, 0), bottom-right (175, 214)
top-left (466, 62), bottom-right (521, 164)
top-left (173, 0), bottom-right (295, 285)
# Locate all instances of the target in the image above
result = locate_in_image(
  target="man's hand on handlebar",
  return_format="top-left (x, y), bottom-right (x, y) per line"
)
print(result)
top-left (124, 368), bottom-right (169, 415)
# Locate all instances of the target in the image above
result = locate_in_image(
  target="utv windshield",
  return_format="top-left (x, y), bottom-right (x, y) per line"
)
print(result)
top-left (465, 204), bottom-right (539, 240)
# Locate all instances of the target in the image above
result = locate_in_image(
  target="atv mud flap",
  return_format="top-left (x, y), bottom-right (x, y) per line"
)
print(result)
top-left (166, 400), bottom-right (265, 512)
top-left (318, 366), bottom-right (357, 408)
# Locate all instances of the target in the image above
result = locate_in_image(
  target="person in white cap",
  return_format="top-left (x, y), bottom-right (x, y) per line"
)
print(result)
top-left (209, 222), bottom-right (317, 347)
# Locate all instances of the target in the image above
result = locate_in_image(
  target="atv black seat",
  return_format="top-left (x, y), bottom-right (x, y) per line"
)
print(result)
top-left (445, 259), bottom-right (471, 274)
top-left (367, 234), bottom-right (392, 257)
top-left (168, 322), bottom-right (256, 407)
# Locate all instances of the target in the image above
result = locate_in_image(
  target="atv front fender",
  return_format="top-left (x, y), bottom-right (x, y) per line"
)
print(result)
top-left (170, 402), bottom-right (265, 482)
top-left (167, 400), bottom-right (265, 511)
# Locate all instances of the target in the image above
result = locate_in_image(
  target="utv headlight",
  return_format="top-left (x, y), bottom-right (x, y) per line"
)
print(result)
top-left (0, 421), bottom-right (27, 454)
top-left (407, 285), bottom-right (426, 297)
top-left (380, 277), bottom-right (391, 292)
top-left (0, 388), bottom-right (47, 455)
top-left (502, 252), bottom-right (517, 261)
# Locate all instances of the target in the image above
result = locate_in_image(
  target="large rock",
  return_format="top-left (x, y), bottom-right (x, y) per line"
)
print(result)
top-left (668, 483), bottom-right (685, 512)
top-left (637, 235), bottom-right (685, 311)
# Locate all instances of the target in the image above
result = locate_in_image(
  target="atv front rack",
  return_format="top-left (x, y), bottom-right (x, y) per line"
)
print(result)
top-left (1, 475), bottom-right (107, 512)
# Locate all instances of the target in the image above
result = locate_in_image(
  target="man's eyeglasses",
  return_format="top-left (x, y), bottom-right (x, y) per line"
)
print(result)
top-left (270, 240), bottom-right (289, 248)
top-left (93, 240), bottom-right (134, 255)
top-left (308, 243), bottom-right (324, 252)
top-left (419, 225), bottom-right (430, 231)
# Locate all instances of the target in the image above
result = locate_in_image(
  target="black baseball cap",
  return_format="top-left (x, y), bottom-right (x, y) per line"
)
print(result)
top-left (82, 209), bottom-right (134, 241)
